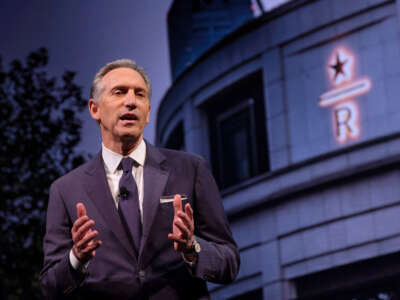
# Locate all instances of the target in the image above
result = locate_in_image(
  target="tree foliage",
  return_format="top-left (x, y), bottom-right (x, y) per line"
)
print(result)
top-left (0, 48), bottom-right (87, 299)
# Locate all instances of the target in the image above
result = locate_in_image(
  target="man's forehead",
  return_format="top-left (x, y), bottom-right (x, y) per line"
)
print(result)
top-left (102, 67), bottom-right (147, 89)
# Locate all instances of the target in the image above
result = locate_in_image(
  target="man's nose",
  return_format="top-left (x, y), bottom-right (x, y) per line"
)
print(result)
top-left (124, 90), bottom-right (136, 108)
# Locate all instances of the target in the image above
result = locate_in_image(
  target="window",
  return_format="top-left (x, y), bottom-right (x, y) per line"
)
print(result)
top-left (296, 253), bottom-right (400, 300)
top-left (164, 121), bottom-right (185, 151)
top-left (205, 71), bottom-right (269, 189)
top-left (312, 280), bottom-right (400, 300)
top-left (216, 99), bottom-right (256, 186)
top-left (227, 288), bottom-right (263, 300)
top-left (193, 0), bottom-right (214, 11)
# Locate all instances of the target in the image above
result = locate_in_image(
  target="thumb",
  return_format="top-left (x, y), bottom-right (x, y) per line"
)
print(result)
top-left (173, 194), bottom-right (182, 216)
top-left (76, 202), bottom-right (87, 218)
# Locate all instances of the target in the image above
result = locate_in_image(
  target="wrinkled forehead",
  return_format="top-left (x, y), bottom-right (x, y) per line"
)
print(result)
top-left (101, 67), bottom-right (148, 91)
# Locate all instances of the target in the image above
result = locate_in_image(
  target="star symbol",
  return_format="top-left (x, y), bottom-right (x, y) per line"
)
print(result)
top-left (330, 53), bottom-right (347, 81)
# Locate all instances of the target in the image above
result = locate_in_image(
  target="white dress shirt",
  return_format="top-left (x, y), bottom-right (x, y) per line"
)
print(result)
top-left (102, 139), bottom-right (146, 218)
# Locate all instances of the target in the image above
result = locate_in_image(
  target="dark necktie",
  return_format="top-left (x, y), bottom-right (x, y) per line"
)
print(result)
top-left (118, 157), bottom-right (142, 254)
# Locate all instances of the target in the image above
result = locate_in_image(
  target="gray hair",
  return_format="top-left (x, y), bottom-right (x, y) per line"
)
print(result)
top-left (90, 59), bottom-right (152, 102)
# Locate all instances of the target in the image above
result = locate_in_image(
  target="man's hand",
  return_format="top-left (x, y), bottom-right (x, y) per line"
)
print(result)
top-left (168, 194), bottom-right (195, 254)
top-left (71, 203), bottom-right (102, 264)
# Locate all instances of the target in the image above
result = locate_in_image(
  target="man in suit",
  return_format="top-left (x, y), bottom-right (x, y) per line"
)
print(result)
top-left (40, 59), bottom-right (240, 299)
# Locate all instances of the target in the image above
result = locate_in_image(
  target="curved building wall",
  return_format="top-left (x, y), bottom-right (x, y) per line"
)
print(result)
top-left (157, 0), bottom-right (400, 299)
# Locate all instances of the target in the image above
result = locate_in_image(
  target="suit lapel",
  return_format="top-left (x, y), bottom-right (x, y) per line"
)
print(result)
top-left (140, 143), bottom-right (169, 257)
top-left (84, 152), bottom-right (138, 264)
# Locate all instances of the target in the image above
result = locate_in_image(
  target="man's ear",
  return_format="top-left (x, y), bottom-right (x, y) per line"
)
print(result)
top-left (145, 104), bottom-right (151, 124)
top-left (88, 99), bottom-right (100, 122)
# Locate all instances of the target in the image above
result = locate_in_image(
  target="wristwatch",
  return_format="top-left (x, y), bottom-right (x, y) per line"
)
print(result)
top-left (193, 238), bottom-right (201, 254)
top-left (184, 237), bottom-right (201, 256)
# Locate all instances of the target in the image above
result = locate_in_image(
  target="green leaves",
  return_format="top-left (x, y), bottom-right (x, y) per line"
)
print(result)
top-left (0, 48), bottom-right (87, 299)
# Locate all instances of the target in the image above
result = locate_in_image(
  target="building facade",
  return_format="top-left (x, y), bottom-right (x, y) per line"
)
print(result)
top-left (167, 0), bottom-right (253, 80)
top-left (157, 0), bottom-right (400, 299)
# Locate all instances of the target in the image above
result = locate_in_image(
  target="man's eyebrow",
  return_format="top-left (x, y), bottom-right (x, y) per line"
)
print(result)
top-left (111, 85), bottom-right (128, 91)
top-left (135, 87), bottom-right (147, 94)
top-left (110, 85), bottom-right (147, 93)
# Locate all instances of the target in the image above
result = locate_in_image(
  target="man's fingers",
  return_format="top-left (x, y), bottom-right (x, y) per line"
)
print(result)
top-left (81, 239), bottom-right (102, 254)
top-left (72, 203), bottom-right (89, 235)
top-left (177, 211), bottom-right (194, 232)
top-left (185, 203), bottom-right (193, 221)
top-left (71, 215), bottom-right (89, 234)
top-left (174, 218), bottom-right (191, 238)
top-left (76, 230), bottom-right (99, 249)
top-left (173, 194), bottom-right (182, 215)
top-left (75, 237), bottom-right (101, 253)
top-left (77, 203), bottom-right (87, 218)
top-left (73, 219), bottom-right (95, 242)
top-left (168, 233), bottom-right (187, 244)
top-left (75, 240), bottom-right (102, 260)
top-left (71, 204), bottom-right (101, 263)
top-left (170, 196), bottom-right (195, 253)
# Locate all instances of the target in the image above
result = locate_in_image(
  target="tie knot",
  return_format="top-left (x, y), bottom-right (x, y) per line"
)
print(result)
top-left (120, 157), bottom-right (135, 173)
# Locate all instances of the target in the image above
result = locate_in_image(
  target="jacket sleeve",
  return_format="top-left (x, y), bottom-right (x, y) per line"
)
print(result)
top-left (40, 182), bottom-right (86, 299)
top-left (191, 157), bottom-right (240, 283)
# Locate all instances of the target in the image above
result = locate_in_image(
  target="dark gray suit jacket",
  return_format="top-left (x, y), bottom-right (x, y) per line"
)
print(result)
top-left (40, 143), bottom-right (240, 299)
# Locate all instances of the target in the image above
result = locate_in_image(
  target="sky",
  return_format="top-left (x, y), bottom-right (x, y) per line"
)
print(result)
top-left (0, 0), bottom-right (173, 154)
top-left (0, 0), bottom-right (294, 155)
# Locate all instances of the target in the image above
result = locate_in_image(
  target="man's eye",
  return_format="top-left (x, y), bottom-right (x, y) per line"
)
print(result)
top-left (114, 89), bottom-right (124, 95)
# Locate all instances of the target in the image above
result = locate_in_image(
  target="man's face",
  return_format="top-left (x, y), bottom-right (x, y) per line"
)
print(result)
top-left (89, 67), bottom-right (151, 150)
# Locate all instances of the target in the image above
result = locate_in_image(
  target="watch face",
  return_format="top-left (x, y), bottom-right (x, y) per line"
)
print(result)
top-left (194, 241), bottom-right (201, 253)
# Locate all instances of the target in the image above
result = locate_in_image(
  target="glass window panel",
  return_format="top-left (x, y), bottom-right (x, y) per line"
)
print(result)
top-left (228, 288), bottom-right (263, 300)
top-left (219, 108), bottom-right (252, 186)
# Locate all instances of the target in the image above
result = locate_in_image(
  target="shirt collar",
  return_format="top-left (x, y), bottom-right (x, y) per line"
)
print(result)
top-left (102, 139), bottom-right (147, 174)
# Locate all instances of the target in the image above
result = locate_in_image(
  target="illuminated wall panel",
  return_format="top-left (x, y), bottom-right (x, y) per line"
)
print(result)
top-left (319, 46), bottom-right (371, 144)
top-left (283, 14), bottom-right (400, 163)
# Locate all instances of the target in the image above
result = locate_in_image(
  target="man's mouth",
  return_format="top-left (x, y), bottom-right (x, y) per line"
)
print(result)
top-left (120, 113), bottom-right (138, 121)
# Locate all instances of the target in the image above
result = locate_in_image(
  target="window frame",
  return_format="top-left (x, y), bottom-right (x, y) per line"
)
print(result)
top-left (215, 98), bottom-right (258, 187)
top-left (204, 70), bottom-right (269, 190)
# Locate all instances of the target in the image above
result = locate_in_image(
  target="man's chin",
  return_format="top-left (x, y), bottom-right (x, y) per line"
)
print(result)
top-left (120, 134), bottom-right (140, 143)
top-left (118, 134), bottom-right (142, 154)
top-left (116, 127), bottom-right (139, 139)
